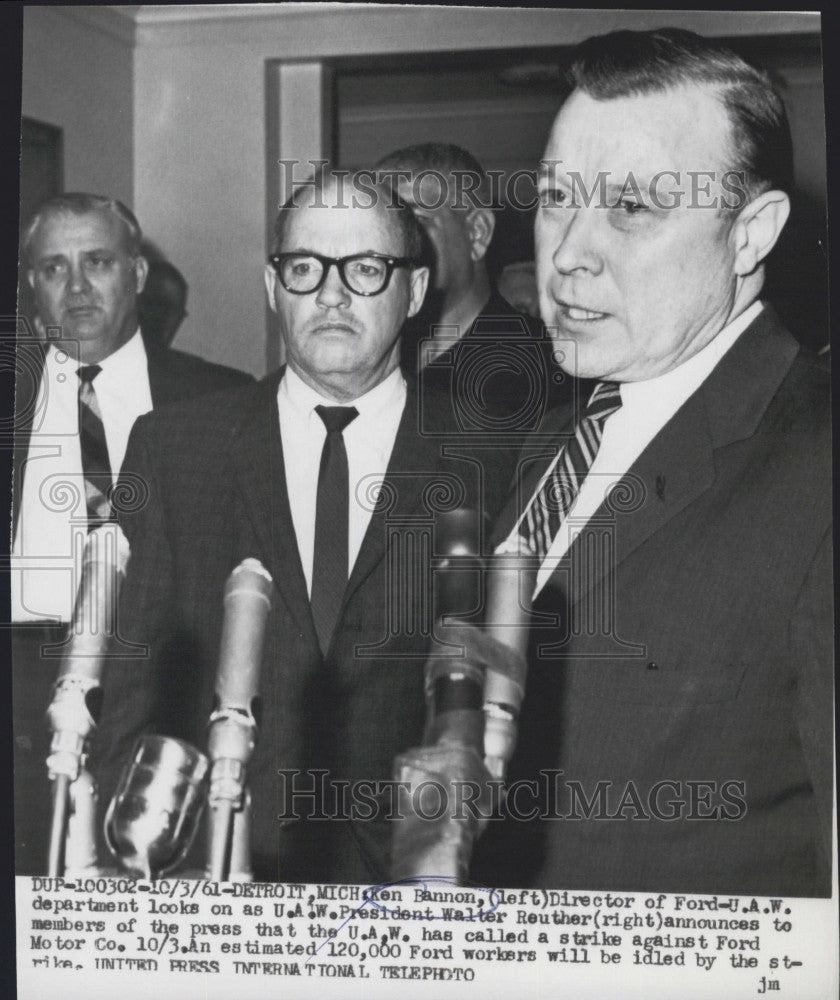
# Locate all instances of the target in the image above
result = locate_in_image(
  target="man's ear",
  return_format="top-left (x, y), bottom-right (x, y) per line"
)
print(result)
top-left (263, 263), bottom-right (279, 313)
top-left (465, 207), bottom-right (495, 262)
top-left (27, 270), bottom-right (34, 291)
top-left (133, 255), bottom-right (149, 295)
top-left (732, 190), bottom-right (790, 276)
top-left (407, 265), bottom-right (430, 318)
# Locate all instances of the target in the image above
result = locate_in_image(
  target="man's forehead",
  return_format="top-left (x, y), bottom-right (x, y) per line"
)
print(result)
top-left (284, 193), bottom-right (402, 250)
top-left (31, 208), bottom-right (129, 255)
top-left (544, 85), bottom-right (731, 179)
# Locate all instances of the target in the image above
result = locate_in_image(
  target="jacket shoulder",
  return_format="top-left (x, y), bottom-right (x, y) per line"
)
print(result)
top-left (153, 345), bottom-right (254, 389)
top-left (131, 374), bottom-right (273, 451)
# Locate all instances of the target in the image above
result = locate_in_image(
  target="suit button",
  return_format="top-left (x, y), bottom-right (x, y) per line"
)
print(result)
top-left (646, 661), bottom-right (658, 670)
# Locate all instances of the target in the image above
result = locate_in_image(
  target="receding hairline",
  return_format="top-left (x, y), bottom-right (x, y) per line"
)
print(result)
top-left (272, 172), bottom-right (423, 259)
top-left (23, 197), bottom-right (143, 263)
top-left (548, 81), bottom-right (752, 195)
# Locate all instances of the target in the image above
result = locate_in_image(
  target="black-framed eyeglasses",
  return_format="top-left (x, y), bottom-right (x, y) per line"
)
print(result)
top-left (268, 252), bottom-right (416, 296)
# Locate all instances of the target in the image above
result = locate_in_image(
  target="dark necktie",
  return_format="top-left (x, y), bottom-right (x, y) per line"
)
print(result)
top-left (77, 364), bottom-right (114, 530)
top-left (518, 381), bottom-right (622, 558)
top-left (310, 404), bottom-right (359, 655)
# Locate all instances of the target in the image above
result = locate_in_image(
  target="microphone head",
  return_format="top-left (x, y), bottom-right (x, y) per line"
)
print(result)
top-left (83, 523), bottom-right (131, 577)
top-left (434, 507), bottom-right (487, 621)
top-left (433, 507), bottom-right (486, 559)
top-left (224, 558), bottom-right (273, 603)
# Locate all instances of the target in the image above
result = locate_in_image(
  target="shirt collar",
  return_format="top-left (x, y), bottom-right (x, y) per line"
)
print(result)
top-left (281, 364), bottom-right (405, 421)
top-left (619, 300), bottom-right (763, 407)
top-left (46, 328), bottom-right (147, 381)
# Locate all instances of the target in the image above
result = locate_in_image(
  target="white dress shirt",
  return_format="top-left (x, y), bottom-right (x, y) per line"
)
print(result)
top-left (500, 301), bottom-right (764, 597)
top-left (11, 330), bottom-right (153, 622)
top-left (277, 365), bottom-right (407, 595)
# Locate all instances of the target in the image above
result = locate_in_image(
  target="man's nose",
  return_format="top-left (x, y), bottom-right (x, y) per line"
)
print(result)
top-left (67, 261), bottom-right (92, 294)
top-left (550, 208), bottom-right (603, 277)
top-left (315, 262), bottom-right (351, 308)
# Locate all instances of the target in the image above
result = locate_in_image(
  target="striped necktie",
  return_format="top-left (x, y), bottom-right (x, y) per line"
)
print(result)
top-left (77, 364), bottom-right (114, 529)
top-left (518, 381), bottom-right (622, 558)
top-left (310, 404), bottom-right (359, 656)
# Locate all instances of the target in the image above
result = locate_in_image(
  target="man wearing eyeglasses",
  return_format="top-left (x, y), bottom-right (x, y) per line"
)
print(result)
top-left (92, 171), bottom-right (514, 884)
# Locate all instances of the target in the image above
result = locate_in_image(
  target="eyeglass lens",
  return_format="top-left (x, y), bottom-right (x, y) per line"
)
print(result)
top-left (280, 255), bottom-right (390, 295)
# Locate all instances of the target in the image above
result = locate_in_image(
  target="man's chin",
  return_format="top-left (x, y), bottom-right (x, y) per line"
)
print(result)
top-left (60, 320), bottom-right (106, 341)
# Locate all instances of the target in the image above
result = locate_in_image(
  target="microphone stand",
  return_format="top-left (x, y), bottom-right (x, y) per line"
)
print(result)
top-left (46, 524), bottom-right (129, 876)
top-left (392, 509), bottom-right (489, 882)
top-left (205, 559), bottom-right (272, 882)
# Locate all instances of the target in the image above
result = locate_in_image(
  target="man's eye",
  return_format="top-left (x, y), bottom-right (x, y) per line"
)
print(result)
top-left (40, 262), bottom-right (67, 279)
top-left (351, 260), bottom-right (384, 278)
top-left (539, 187), bottom-right (569, 208)
top-left (290, 260), bottom-right (314, 276)
top-left (616, 199), bottom-right (647, 215)
top-left (86, 254), bottom-right (114, 269)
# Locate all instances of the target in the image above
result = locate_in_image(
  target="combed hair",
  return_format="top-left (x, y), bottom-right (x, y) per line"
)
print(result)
top-left (271, 169), bottom-right (424, 261)
top-left (562, 28), bottom-right (794, 199)
top-left (376, 142), bottom-right (492, 210)
top-left (22, 192), bottom-right (143, 261)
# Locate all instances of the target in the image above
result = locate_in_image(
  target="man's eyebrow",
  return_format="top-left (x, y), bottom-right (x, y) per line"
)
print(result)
top-left (603, 179), bottom-right (651, 196)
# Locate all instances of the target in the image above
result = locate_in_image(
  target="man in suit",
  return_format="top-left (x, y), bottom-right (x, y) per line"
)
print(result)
top-left (91, 171), bottom-right (512, 884)
top-left (377, 143), bottom-right (568, 437)
top-left (11, 192), bottom-right (250, 873)
top-left (471, 28), bottom-right (832, 897)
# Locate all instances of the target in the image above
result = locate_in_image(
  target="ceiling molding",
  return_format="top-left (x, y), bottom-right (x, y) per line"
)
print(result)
top-left (341, 95), bottom-right (560, 125)
top-left (106, 5), bottom-right (820, 52)
top-left (57, 5), bottom-right (137, 47)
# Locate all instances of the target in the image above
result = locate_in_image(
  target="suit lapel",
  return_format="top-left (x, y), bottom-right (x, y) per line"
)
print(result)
top-left (555, 306), bottom-right (801, 606)
top-left (228, 371), bottom-right (315, 639)
top-left (489, 401), bottom-right (576, 550)
top-left (341, 383), bottom-right (446, 607)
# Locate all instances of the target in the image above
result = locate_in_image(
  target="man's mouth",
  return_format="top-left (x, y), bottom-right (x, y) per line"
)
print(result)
top-left (312, 322), bottom-right (357, 335)
top-left (556, 301), bottom-right (609, 322)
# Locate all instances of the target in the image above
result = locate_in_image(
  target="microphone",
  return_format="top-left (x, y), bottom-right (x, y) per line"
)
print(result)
top-left (425, 507), bottom-right (486, 749)
top-left (392, 509), bottom-right (488, 882)
top-left (46, 523), bottom-right (131, 876)
top-left (482, 553), bottom-right (536, 780)
top-left (206, 558), bottom-right (273, 881)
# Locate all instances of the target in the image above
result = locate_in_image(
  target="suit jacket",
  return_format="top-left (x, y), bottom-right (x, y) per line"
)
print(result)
top-left (9, 335), bottom-right (250, 875)
top-left (11, 334), bottom-right (252, 537)
top-left (91, 371), bottom-right (514, 884)
top-left (472, 306), bottom-right (833, 897)
top-left (412, 290), bottom-right (575, 435)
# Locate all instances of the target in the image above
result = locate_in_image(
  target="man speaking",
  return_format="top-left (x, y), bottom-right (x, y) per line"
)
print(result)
top-left (474, 28), bottom-right (832, 897)
top-left (92, 171), bottom-right (512, 884)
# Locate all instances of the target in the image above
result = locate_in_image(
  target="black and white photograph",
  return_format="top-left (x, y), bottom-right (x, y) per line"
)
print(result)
top-left (4, 5), bottom-right (836, 998)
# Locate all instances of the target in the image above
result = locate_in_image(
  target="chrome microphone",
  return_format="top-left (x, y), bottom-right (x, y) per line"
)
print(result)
top-left (206, 558), bottom-right (273, 881)
top-left (46, 523), bottom-right (131, 876)
top-left (482, 552), bottom-right (536, 780)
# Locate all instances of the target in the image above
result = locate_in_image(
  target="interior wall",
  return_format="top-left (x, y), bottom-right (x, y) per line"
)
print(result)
top-left (131, 7), bottom-right (820, 378)
top-left (21, 8), bottom-right (133, 208)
